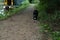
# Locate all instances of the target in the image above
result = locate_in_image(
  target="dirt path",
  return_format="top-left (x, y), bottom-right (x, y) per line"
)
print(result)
top-left (0, 4), bottom-right (40, 40)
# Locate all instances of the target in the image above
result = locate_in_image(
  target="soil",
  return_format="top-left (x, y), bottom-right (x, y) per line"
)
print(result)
top-left (0, 4), bottom-right (40, 40)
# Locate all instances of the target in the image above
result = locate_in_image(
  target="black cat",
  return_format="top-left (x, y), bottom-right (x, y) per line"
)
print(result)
top-left (33, 10), bottom-right (38, 20)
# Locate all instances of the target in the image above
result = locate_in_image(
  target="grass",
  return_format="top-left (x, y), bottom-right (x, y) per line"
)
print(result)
top-left (39, 23), bottom-right (60, 40)
top-left (37, 3), bottom-right (60, 40)
top-left (0, 0), bottom-right (29, 20)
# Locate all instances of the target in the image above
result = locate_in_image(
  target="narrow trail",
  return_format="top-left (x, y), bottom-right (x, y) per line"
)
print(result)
top-left (0, 4), bottom-right (40, 40)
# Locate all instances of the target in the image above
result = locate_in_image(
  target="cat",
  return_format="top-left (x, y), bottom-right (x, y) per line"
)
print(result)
top-left (33, 10), bottom-right (38, 20)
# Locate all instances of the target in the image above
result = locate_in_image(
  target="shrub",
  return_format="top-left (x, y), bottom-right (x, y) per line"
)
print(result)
top-left (38, 0), bottom-right (60, 28)
top-left (37, 0), bottom-right (60, 40)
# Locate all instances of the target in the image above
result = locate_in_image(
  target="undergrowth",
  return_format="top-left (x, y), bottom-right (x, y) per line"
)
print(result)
top-left (0, 0), bottom-right (29, 20)
top-left (37, 0), bottom-right (60, 40)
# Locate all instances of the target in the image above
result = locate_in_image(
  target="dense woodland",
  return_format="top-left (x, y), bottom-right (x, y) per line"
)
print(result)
top-left (38, 0), bottom-right (60, 30)
top-left (36, 0), bottom-right (60, 40)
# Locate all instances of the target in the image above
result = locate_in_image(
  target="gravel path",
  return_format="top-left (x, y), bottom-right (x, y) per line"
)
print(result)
top-left (0, 4), bottom-right (40, 40)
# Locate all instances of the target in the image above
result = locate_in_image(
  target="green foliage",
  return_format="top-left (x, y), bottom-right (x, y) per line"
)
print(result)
top-left (39, 23), bottom-right (52, 32)
top-left (51, 31), bottom-right (60, 40)
top-left (37, 0), bottom-right (60, 40)
top-left (32, 0), bottom-right (39, 4)
top-left (0, 0), bottom-right (29, 20)
top-left (37, 0), bottom-right (60, 26)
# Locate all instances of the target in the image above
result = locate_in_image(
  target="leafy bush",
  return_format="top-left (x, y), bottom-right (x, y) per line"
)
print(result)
top-left (38, 0), bottom-right (60, 28)
top-left (0, 0), bottom-right (29, 20)
top-left (37, 0), bottom-right (60, 40)
top-left (51, 31), bottom-right (60, 40)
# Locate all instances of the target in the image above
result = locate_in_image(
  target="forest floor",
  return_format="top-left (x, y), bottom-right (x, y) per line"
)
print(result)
top-left (0, 4), bottom-right (41, 40)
